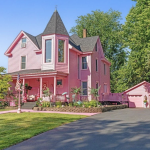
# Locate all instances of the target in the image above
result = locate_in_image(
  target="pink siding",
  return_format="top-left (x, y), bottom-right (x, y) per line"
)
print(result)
top-left (125, 83), bottom-right (150, 108)
top-left (8, 34), bottom-right (41, 73)
top-left (55, 35), bottom-right (69, 73)
top-left (91, 39), bottom-right (110, 100)
top-left (68, 50), bottom-right (80, 99)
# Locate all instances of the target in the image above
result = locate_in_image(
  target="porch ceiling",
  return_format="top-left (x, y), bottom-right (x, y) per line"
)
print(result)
top-left (8, 69), bottom-right (68, 79)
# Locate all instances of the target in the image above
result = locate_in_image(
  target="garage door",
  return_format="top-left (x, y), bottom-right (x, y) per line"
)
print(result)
top-left (128, 96), bottom-right (142, 108)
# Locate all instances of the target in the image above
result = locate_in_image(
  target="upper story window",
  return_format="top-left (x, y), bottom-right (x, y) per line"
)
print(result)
top-left (22, 38), bottom-right (26, 43)
top-left (96, 59), bottom-right (98, 72)
top-left (58, 40), bottom-right (64, 63)
top-left (21, 56), bottom-right (26, 69)
top-left (82, 57), bottom-right (87, 69)
top-left (21, 38), bottom-right (26, 48)
top-left (96, 82), bottom-right (98, 89)
top-left (45, 39), bottom-right (52, 63)
top-left (82, 81), bottom-right (87, 96)
top-left (95, 43), bottom-right (97, 51)
top-left (104, 64), bottom-right (106, 75)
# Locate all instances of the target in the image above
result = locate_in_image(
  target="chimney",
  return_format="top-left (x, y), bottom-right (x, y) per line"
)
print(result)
top-left (83, 29), bottom-right (87, 38)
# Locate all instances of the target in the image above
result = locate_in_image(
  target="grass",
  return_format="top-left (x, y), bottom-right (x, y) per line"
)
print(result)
top-left (0, 113), bottom-right (86, 150)
top-left (0, 108), bottom-right (14, 111)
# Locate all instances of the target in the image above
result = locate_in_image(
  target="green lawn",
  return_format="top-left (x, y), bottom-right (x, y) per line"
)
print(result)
top-left (0, 108), bottom-right (14, 111)
top-left (0, 113), bottom-right (86, 150)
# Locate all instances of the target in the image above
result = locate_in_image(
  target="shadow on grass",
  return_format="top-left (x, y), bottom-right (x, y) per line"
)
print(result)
top-left (0, 113), bottom-right (86, 150)
top-left (4, 109), bottom-right (150, 150)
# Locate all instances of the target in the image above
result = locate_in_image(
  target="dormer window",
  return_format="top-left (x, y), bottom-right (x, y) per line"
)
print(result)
top-left (58, 40), bottom-right (64, 63)
top-left (45, 39), bottom-right (52, 63)
top-left (21, 38), bottom-right (26, 48)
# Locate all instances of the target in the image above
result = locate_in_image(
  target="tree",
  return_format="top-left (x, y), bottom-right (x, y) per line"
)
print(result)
top-left (116, 0), bottom-right (150, 92)
top-left (0, 67), bottom-right (12, 99)
top-left (71, 87), bottom-right (81, 101)
top-left (89, 86), bottom-right (101, 106)
top-left (70, 9), bottom-right (127, 92)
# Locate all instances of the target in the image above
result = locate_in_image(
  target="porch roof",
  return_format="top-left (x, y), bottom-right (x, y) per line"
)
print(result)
top-left (8, 69), bottom-right (68, 78)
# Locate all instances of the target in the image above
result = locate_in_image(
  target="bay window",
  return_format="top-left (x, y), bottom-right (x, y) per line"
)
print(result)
top-left (45, 39), bottom-right (52, 63)
top-left (58, 40), bottom-right (65, 62)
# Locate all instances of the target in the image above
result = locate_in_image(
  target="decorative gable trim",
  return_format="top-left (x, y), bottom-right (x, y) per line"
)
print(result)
top-left (4, 31), bottom-right (40, 57)
top-left (123, 81), bottom-right (150, 94)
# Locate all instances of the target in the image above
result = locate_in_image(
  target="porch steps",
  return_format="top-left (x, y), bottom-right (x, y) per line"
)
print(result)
top-left (21, 102), bottom-right (36, 110)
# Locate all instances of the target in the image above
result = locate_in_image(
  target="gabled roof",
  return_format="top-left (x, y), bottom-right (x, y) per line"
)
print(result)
top-left (43, 10), bottom-right (69, 36)
top-left (5, 10), bottom-right (101, 55)
top-left (70, 34), bottom-right (98, 52)
top-left (24, 31), bottom-right (40, 49)
top-left (123, 81), bottom-right (150, 94)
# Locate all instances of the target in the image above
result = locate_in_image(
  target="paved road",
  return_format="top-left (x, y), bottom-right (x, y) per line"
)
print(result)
top-left (6, 108), bottom-right (150, 150)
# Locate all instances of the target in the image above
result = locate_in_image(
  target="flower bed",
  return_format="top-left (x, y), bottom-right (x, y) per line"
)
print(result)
top-left (33, 104), bottom-right (128, 113)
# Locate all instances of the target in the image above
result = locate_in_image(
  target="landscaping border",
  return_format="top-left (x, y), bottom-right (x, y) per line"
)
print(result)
top-left (33, 104), bottom-right (128, 113)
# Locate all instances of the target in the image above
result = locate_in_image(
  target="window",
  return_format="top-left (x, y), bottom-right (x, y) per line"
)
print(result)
top-left (22, 38), bottom-right (26, 43)
top-left (96, 59), bottom-right (98, 72)
top-left (96, 82), bottom-right (98, 89)
top-left (58, 40), bottom-right (65, 62)
top-left (104, 84), bottom-right (107, 93)
top-left (21, 56), bottom-right (26, 69)
top-left (95, 43), bottom-right (97, 51)
top-left (45, 39), bottom-right (52, 63)
top-left (82, 57), bottom-right (87, 69)
top-left (78, 55), bottom-right (80, 79)
top-left (57, 79), bottom-right (62, 86)
top-left (104, 64), bottom-right (106, 75)
top-left (82, 81), bottom-right (87, 95)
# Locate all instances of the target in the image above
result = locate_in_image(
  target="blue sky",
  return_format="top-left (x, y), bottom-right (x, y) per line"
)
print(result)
top-left (0, 0), bottom-right (136, 71)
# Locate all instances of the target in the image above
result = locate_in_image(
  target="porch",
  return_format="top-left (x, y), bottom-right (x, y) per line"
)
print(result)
top-left (9, 69), bottom-right (69, 103)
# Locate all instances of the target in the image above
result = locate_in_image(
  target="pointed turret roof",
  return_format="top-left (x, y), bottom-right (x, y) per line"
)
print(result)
top-left (43, 10), bottom-right (69, 36)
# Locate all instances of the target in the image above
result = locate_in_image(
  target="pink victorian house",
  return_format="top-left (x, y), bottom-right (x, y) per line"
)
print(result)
top-left (4, 10), bottom-right (111, 102)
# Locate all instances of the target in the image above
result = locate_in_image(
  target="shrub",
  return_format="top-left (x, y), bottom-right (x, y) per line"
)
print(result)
top-left (83, 102), bottom-right (90, 108)
top-left (69, 102), bottom-right (73, 107)
top-left (42, 102), bottom-right (50, 107)
top-left (55, 101), bottom-right (62, 107)
top-left (89, 100), bottom-right (97, 107)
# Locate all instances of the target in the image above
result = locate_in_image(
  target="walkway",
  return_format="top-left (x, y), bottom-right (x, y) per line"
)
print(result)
top-left (5, 108), bottom-right (150, 150)
top-left (0, 109), bottom-right (98, 116)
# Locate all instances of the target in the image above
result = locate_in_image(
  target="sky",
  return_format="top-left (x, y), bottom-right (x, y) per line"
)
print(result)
top-left (0, 0), bottom-right (136, 71)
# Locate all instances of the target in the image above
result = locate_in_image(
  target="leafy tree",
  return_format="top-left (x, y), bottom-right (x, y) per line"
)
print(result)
top-left (70, 9), bottom-right (127, 92)
top-left (116, 0), bottom-right (150, 92)
top-left (71, 87), bottom-right (81, 101)
top-left (89, 86), bottom-right (101, 106)
top-left (0, 67), bottom-right (12, 99)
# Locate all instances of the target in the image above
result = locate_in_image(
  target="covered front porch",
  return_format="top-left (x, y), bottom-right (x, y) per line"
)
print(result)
top-left (9, 69), bottom-right (69, 102)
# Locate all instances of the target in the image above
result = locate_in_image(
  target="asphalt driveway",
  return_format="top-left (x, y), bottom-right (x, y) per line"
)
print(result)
top-left (5, 108), bottom-right (150, 150)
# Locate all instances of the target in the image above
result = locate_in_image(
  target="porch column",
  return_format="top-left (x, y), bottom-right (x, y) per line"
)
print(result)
top-left (22, 78), bottom-right (25, 100)
top-left (54, 76), bottom-right (56, 101)
top-left (40, 77), bottom-right (42, 98)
